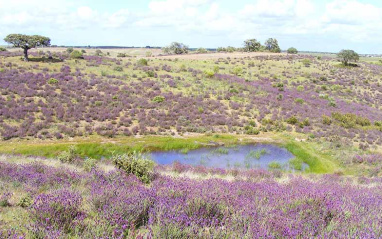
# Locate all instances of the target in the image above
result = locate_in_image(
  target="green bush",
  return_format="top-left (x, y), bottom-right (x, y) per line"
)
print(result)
top-left (322, 115), bottom-right (332, 125)
top-left (70, 50), bottom-right (83, 59)
top-left (286, 116), bottom-right (298, 125)
top-left (331, 112), bottom-right (371, 128)
top-left (204, 70), bottom-right (215, 78)
top-left (137, 58), bottom-right (148, 66)
top-left (66, 47), bottom-right (74, 54)
top-left (57, 145), bottom-right (77, 163)
top-left (196, 48), bottom-right (208, 53)
top-left (294, 98), bottom-right (304, 104)
top-left (145, 51), bottom-right (153, 57)
top-left (152, 96), bottom-right (165, 103)
top-left (48, 78), bottom-right (59, 84)
top-left (114, 66), bottom-right (123, 72)
top-left (301, 59), bottom-right (311, 67)
top-left (17, 195), bottom-right (33, 208)
top-left (287, 47), bottom-right (298, 54)
top-left (112, 152), bottom-right (155, 183)
top-left (232, 67), bottom-right (243, 76)
top-left (117, 53), bottom-right (127, 57)
top-left (83, 158), bottom-right (97, 172)
top-left (0, 47), bottom-right (7, 52)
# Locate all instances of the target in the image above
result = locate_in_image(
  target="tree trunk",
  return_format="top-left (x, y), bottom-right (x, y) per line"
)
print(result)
top-left (23, 48), bottom-right (29, 62)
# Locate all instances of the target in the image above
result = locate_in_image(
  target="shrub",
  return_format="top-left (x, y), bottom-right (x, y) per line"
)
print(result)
top-left (81, 49), bottom-right (86, 53)
top-left (57, 145), bottom-right (77, 163)
top-left (301, 59), bottom-right (311, 67)
top-left (322, 115), bottom-right (332, 125)
top-left (204, 70), bottom-right (215, 78)
top-left (286, 116), bottom-right (298, 125)
top-left (152, 96), bottom-right (165, 103)
top-left (137, 58), bottom-right (148, 66)
top-left (83, 158), bottom-right (97, 172)
top-left (331, 112), bottom-right (370, 128)
top-left (70, 50), bottom-right (83, 59)
top-left (114, 66), bottom-right (123, 72)
top-left (196, 48), bottom-right (208, 53)
top-left (232, 67), bottom-right (243, 76)
top-left (287, 47), bottom-right (298, 54)
top-left (95, 49), bottom-right (103, 56)
top-left (17, 195), bottom-right (33, 208)
top-left (0, 192), bottom-right (12, 207)
top-left (48, 78), bottom-right (59, 84)
top-left (117, 53), bottom-right (127, 57)
top-left (111, 152), bottom-right (155, 183)
top-left (294, 98), bottom-right (304, 104)
top-left (0, 47), bottom-right (7, 51)
top-left (66, 47), bottom-right (74, 54)
top-left (145, 51), bottom-right (153, 57)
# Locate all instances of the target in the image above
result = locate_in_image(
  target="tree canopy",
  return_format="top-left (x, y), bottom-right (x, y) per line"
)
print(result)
top-left (162, 42), bottom-right (189, 55)
top-left (4, 34), bottom-right (51, 61)
top-left (244, 39), bottom-right (261, 52)
top-left (264, 38), bottom-right (281, 53)
top-left (337, 49), bottom-right (359, 66)
top-left (287, 47), bottom-right (298, 54)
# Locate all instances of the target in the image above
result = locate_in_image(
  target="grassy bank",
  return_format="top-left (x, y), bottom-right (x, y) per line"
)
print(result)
top-left (0, 133), bottom-right (344, 174)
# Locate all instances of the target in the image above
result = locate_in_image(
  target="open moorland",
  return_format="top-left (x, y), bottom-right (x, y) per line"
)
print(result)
top-left (1, 47), bottom-right (382, 238)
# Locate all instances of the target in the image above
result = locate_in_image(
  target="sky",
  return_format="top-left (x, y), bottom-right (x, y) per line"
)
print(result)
top-left (0, 0), bottom-right (382, 53)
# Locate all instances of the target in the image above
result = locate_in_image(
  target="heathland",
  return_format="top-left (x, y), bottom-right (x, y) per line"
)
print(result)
top-left (0, 47), bottom-right (382, 238)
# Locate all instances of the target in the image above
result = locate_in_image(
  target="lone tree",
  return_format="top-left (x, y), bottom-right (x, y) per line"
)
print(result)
top-left (162, 42), bottom-right (189, 55)
top-left (244, 39), bottom-right (261, 52)
top-left (287, 47), bottom-right (298, 54)
top-left (337, 49), bottom-right (359, 66)
top-left (264, 38), bottom-right (281, 53)
top-left (4, 34), bottom-right (51, 61)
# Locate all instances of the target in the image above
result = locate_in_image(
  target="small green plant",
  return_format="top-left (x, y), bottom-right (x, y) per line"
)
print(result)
top-left (114, 66), bottom-right (123, 72)
top-left (147, 71), bottom-right (155, 77)
top-left (268, 161), bottom-right (282, 169)
top-left (286, 116), bottom-right (298, 125)
top-left (17, 195), bottom-right (33, 208)
top-left (204, 70), bottom-right (215, 78)
top-left (212, 147), bottom-right (229, 155)
top-left (294, 98), bottom-right (304, 104)
top-left (137, 58), bottom-right (148, 66)
top-left (70, 50), bottom-right (83, 59)
top-left (145, 51), bottom-right (153, 57)
top-left (66, 47), bottom-right (74, 53)
top-left (112, 152), bottom-right (155, 184)
top-left (322, 115), bottom-right (332, 125)
top-left (117, 53), bottom-right (127, 57)
top-left (83, 158), bottom-right (98, 172)
top-left (289, 158), bottom-right (304, 171)
top-left (232, 67), bottom-right (243, 76)
top-left (48, 78), bottom-right (59, 84)
top-left (180, 148), bottom-right (189, 154)
top-left (152, 96), bottom-right (165, 103)
top-left (57, 145), bottom-right (77, 163)
top-left (296, 85), bottom-right (304, 92)
top-left (301, 59), bottom-right (312, 67)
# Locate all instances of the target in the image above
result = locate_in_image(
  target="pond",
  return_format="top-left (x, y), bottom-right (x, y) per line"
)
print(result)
top-left (150, 144), bottom-right (306, 170)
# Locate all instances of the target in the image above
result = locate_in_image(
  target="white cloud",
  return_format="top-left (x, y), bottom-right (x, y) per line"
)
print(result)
top-left (1, 0), bottom-right (382, 52)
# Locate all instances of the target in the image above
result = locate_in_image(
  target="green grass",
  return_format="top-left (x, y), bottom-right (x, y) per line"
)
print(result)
top-left (284, 140), bottom-right (338, 173)
top-left (0, 135), bottom-right (239, 159)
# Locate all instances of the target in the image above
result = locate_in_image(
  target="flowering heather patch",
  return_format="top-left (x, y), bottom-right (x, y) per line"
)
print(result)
top-left (1, 54), bottom-right (382, 149)
top-left (0, 160), bottom-right (382, 238)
